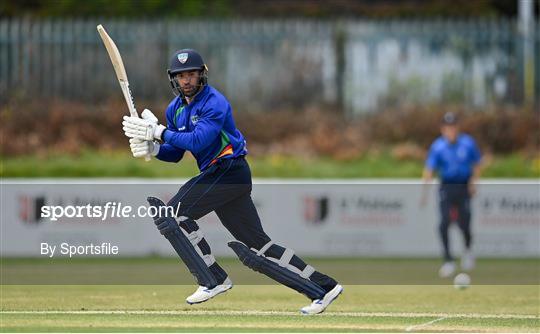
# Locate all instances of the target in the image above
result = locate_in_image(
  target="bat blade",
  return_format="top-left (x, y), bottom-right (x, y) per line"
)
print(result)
top-left (97, 24), bottom-right (150, 161)
top-left (97, 24), bottom-right (137, 118)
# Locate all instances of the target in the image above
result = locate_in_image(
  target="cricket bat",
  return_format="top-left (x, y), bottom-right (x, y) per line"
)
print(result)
top-left (96, 24), bottom-right (151, 161)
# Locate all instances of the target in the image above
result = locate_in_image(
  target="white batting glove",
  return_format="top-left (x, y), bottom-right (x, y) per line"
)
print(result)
top-left (123, 111), bottom-right (166, 141)
top-left (141, 108), bottom-right (159, 123)
top-left (129, 138), bottom-right (160, 158)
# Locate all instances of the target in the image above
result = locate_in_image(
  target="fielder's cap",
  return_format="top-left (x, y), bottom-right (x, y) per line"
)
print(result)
top-left (441, 112), bottom-right (458, 125)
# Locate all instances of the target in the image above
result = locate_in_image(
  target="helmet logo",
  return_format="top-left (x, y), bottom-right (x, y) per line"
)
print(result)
top-left (177, 53), bottom-right (188, 64)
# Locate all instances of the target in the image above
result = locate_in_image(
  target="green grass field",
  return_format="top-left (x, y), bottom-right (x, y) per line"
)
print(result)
top-left (1, 150), bottom-right (538, 178)
top-left (2, 257), bottom-right (538, 285)
top-left (1, 285), bottom-right (538, 332)
top-left (1, 258), bottom-right (539, 332)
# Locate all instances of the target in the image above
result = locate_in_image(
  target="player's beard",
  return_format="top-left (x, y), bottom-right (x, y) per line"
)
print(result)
top-left (182, 83), bottom-right (202, 98)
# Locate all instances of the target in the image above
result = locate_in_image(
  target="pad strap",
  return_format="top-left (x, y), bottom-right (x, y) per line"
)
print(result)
top-left (279, 248), bottom-right (295, 266)
top-left (177, 216), bottom-right (214, 266)
top-left (255, 240), bottom-right (274, 256)
top-left (255, 241), bottom-right (315, 280)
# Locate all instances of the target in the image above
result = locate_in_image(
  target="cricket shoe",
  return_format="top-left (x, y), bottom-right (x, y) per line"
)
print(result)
top-left (461, 251), bottom-right (475, 271)
top-left (438, 261), bottom-right (456, 278)
top-left (186, 277), bottom-right (233, 305)
top-left (300, 284), bottom-right (343, 315)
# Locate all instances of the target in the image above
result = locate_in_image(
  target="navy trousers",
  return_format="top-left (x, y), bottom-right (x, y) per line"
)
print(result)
top-left (438, 183), bottom-right (472, 261)
top-left (167, 156), bottom-right (337, 293)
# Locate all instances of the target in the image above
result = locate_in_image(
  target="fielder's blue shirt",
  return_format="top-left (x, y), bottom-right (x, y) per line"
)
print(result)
top-left (156, 85), bottom-right (247, 171)
top-left (425, 134), bottom-right (481, 184)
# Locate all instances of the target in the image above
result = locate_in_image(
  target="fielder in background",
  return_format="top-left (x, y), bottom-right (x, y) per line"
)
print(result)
top-left (122, 49), bottom-right (342, 314)
top-left (421, 112), bottom-right (482, 278)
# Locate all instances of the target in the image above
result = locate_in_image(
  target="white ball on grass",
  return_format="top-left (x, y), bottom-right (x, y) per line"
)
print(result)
top-left (454, 273), bottom-right (471, 290)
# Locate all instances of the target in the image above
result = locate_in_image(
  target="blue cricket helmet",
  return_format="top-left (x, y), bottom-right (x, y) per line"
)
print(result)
top-left (168, 49), bottom-right (206, 74)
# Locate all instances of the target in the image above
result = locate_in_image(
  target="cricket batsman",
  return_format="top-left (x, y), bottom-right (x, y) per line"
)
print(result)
top-left (122, 49), bottom-right (343, 314)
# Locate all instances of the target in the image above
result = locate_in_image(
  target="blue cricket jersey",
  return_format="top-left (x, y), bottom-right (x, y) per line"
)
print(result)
top-left (156, 85), bottom-right (247, 171)
top-left (425, 134), bottom-right (481, 184)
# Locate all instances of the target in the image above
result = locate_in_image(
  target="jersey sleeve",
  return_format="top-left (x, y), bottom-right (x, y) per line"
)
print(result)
top-left (162, 97), bottom-right (225, 154)
top-left (156, 143), bottom-right (185, 162)
top-left (155, 103), bottom-right (186, 163)
top-left (425, 142), bottom-right (439, 171)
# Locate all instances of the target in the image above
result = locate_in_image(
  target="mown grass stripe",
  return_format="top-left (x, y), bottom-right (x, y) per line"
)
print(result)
top-left (1, 310), bottom-right (537, 320)
top-left (405, 316), bottom-right (448, 331)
